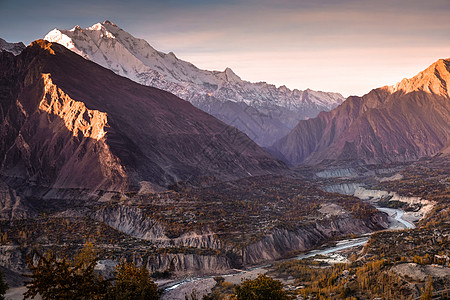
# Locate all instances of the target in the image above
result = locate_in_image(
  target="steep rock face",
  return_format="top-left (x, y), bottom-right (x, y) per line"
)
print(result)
top-left (0, 40), bottom-right (285, 192)
top-left (92, 205), bottom-right (167, 240)
top-left (0, 38), bottom-right (25, 55)
top-left (0, 180), bottom-right (32, 220)
top-left (0, 47), bottom-right (127, 191)
top-left (93, 205), bottom-right (223, 249)
top-left (0, 246), bottom-right (27, 275)
top-left (39, 74), bottom-right (108, 140)
top-left (242, 214), bottom-right (387, 264)
top-left (44, 21), bottom-right (344, 146)
top-left (146, 254), bottom-right (231, 276)
top-left (271, 59), bottom-right (450, 165)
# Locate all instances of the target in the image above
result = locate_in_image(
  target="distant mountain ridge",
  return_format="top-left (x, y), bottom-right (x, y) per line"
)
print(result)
top-left (0, 38), bottom-right (25, 55)
top-left (270, 58), bottom-right (450, 165)
top-left (44, 20), bottom-right (344, 146)
top-left (0, 40), bottom-right (285, 192)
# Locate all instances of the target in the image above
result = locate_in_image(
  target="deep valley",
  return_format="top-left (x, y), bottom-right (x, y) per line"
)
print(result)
top-left (0, 15), bottom-right (449, 300)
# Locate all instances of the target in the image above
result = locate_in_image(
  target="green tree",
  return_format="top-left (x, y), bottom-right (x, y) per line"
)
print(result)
top-left (107, 260), bottom-right (160, 300)
top-left (231, 274), bottom-right (290, 300)
top-left (0, 270), bottom-right (8, 300)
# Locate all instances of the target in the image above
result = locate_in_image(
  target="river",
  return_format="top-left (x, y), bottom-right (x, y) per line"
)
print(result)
top-left (161, 188), bottom-right (416, 299)
top-left (2, 185), bottom-right (418, 300)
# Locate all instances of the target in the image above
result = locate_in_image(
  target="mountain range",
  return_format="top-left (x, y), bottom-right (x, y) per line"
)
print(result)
top-left (43, 20), bottom-right (344, 146)
top-left (270, 58), bottom-right (450, 165)
top-left (1, 22), bottom-right (449, 177)
top-left (0, 40), bottom-right (285, 192)
top-left (0, 38), bottom-right (25, 55)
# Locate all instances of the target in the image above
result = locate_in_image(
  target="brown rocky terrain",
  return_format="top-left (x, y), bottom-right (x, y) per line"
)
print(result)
top-left (271, 58), bottom-right (450, 165)
top-left (0, 40), bottom-right (285, 193)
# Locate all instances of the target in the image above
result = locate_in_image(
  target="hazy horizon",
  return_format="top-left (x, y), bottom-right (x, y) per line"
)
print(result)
top-left (1, 0), bottom-right (450, 97)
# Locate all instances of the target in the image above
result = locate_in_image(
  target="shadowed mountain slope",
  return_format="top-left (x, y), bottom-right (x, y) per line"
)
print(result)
top-left (0, 40), bottom-right (285, 192)
top-left (271, 58), bottom-right (450, 165)
top-left (44, 21), bottom-right (344, 146)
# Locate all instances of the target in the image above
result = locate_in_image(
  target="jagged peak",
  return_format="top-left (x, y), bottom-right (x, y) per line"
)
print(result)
top-left (70, 25), bottom-right (82, 31)
top-left (224, 67), bottom-right (241, 82)
top-left (0, 37), bottom-right (24, 46)
top-left (42, 20), bottom-right (345, 118)
top-left (103, 20), bottom-right (117, 26)
top-left (85, 22), bottom-right (118, 39)
top-left (390, 58), bottom-right (450, 96)
top-left (167, 51), bottom-right (177, 59)
top-left (0, 38), bottom-right (26, 55)
top-left (30, 39), bottom-right (56, 55)
top-left (88, 22), bottom-right (106, 31)
top-left (46, 28), bottom-right (60, 34)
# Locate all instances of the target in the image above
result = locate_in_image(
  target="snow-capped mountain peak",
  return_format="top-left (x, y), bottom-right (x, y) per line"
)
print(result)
top-left (44, 21), bottom-right (344, 146)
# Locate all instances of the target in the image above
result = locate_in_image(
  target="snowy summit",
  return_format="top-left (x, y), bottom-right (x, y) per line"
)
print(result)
top-left (45, 20), bottom-right (344, 146)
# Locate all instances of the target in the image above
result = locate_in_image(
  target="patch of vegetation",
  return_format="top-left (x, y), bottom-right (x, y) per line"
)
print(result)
top-left (132, 175), bottom-right (381, 246)
top-left (269, 159), bottom-right (450, 300)
top-left (24, 244), bottom-right (161, 300)
top-left (200, 274), bottom-right (291, 300)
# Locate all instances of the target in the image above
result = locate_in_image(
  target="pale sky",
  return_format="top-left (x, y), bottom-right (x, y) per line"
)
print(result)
top-left (1, 0), bottom-right (450, 97)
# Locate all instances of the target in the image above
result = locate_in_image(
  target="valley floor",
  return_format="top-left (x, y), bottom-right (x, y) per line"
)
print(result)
top-left (0, 158), bottom-right (448, 299)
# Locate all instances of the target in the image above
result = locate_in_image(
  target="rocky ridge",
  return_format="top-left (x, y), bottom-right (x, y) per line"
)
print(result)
top-left (271, 58), bottom-right (450, 165)
top-left (0, 38), bottom-right (25, 55)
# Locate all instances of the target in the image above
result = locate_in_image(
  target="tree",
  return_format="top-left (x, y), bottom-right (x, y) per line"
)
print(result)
top-left (420, 276), bottom-right (433, 300)
top-left (0, 270), bottom-right (8, 300)
top-left (24, 244), bottom-right (160, 300)
top-left (74, 242), bottom-right (97, 268)
top-left (107, 260), bottom-right (160, 300)
top-left (24, 250), bottom-right (109, 299)
top-left (231, 274), bottom-right (290, 300)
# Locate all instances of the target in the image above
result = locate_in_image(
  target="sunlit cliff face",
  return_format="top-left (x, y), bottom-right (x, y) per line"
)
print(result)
top-left (388, 59), bottom-right (450, 97)
top-left (39, 74), bottom-right (108, 141)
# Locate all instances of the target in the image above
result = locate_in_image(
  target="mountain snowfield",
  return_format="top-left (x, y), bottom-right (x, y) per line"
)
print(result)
top-left (44, 20), bottom-right (344, 146)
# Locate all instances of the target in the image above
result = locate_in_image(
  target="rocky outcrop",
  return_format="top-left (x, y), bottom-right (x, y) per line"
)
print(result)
top-left (92, 205), bottom-right (167, 241)
top-left (271, 58), bottom-right (450, 165)
top-left (391, 263), bottom-right (450, 281)
top-left (0, 246), bottom-right (27, 275)
top-left (142, 212), bottom-right (387, 273)
top-left (315, 168), bottom-right (358, 178)
top-left (242, 215), bottom-right (387, 264)
top-left (323, 183), bottom-right (362, 195)
top-left (39, 74), bottom-right (108, 141)
top-left (0, 180), bottom-right (32, 220)
top-left (146, 254), bottom-right (231, 276)
top-left (96, 253), bottom-right (231, 277)
top-left (92, 205), bottom-right (222, 249)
